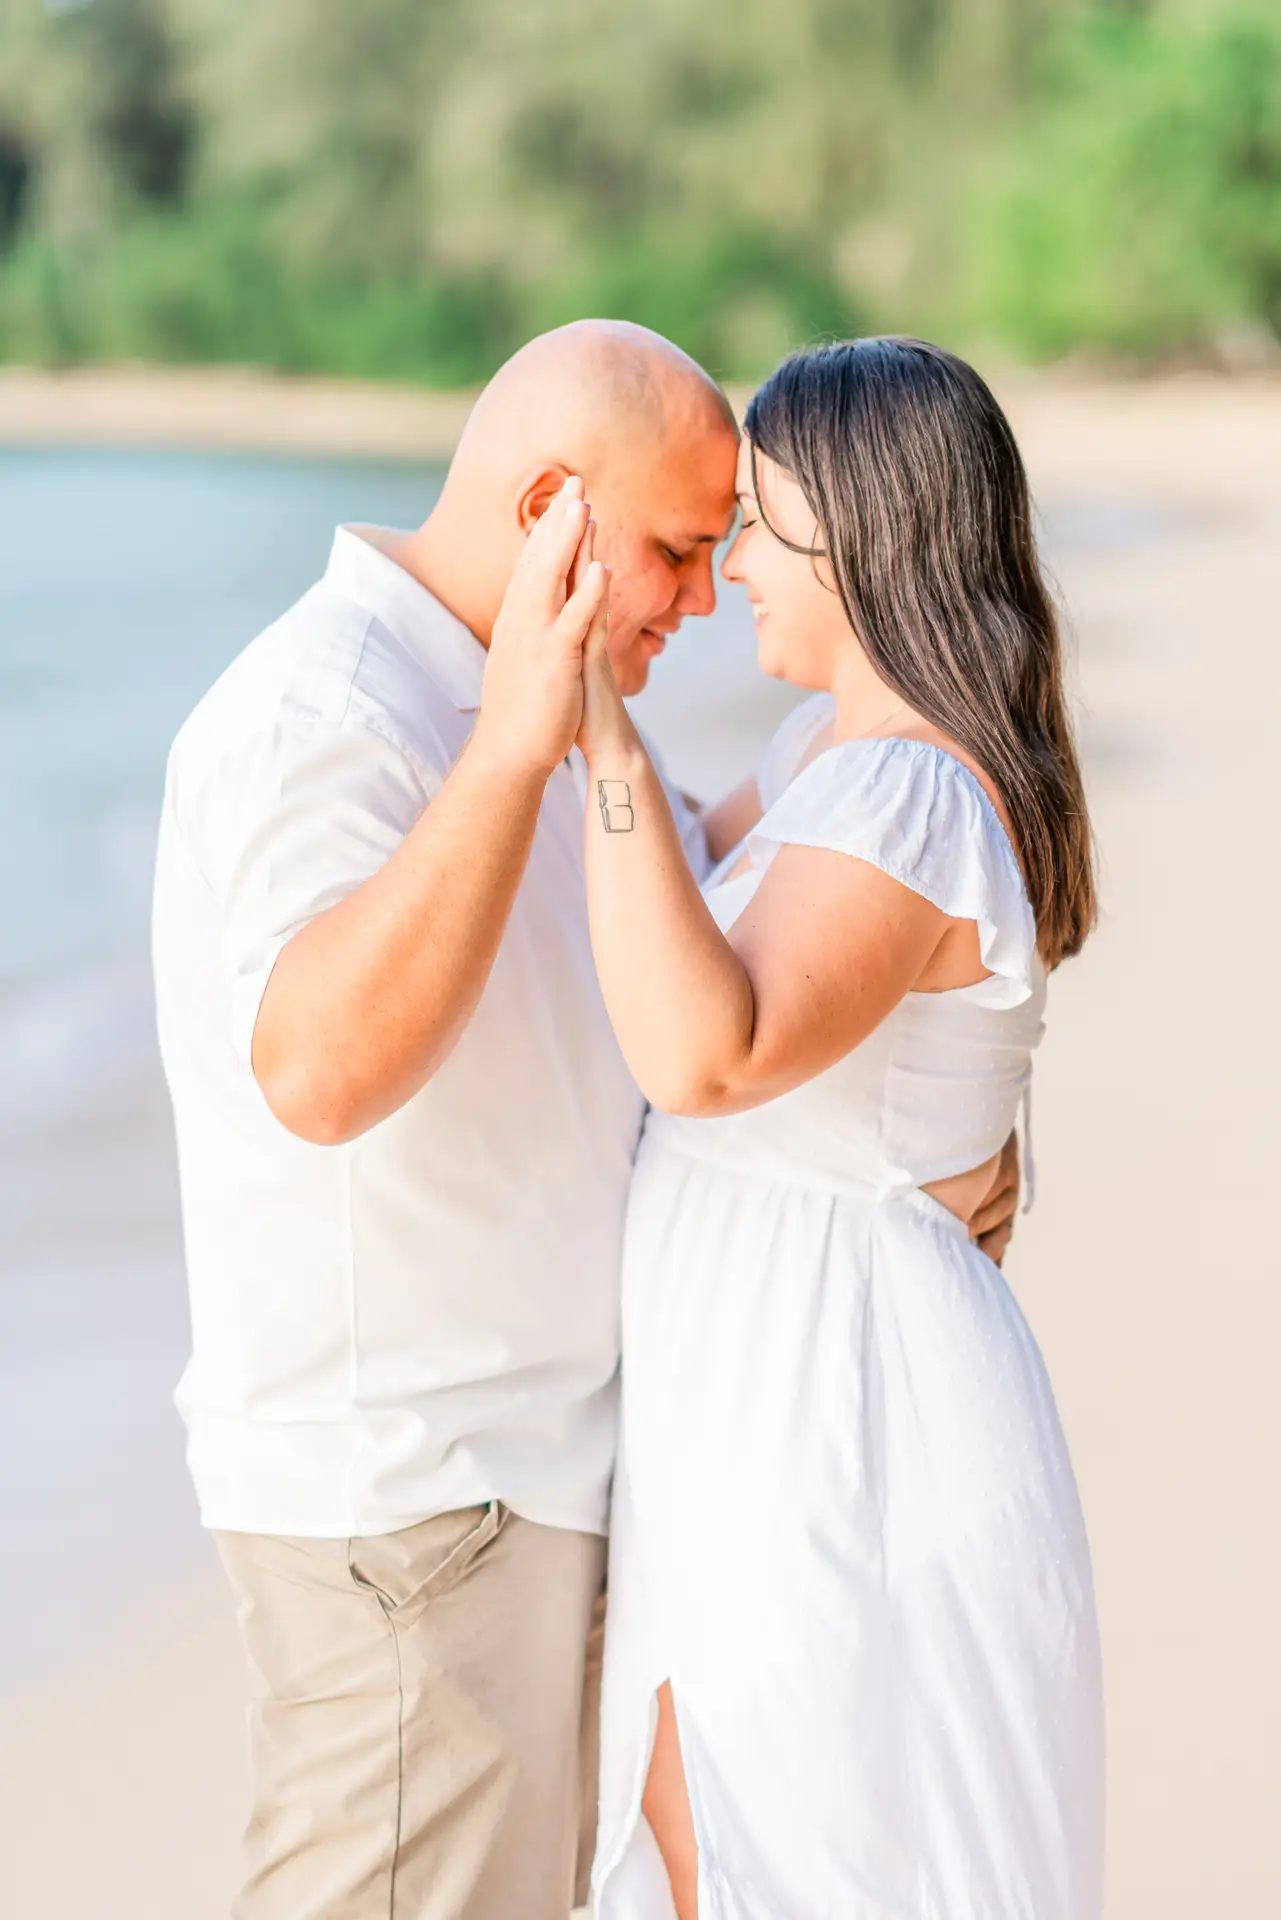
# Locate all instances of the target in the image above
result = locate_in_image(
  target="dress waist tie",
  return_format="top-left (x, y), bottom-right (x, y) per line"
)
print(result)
top-left (1020, 1073), bottom-right (1037, 1213)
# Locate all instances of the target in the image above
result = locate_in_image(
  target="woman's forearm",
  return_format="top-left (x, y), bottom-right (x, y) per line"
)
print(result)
top-left (584, 732), bottom-right (755, 1112)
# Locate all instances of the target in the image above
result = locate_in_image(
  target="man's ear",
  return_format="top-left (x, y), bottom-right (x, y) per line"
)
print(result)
top-left (517, 465), bottom-right (574, 533)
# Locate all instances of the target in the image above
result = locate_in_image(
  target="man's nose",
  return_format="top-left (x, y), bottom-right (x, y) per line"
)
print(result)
top-left (678, 556), bottom-right (718, 618)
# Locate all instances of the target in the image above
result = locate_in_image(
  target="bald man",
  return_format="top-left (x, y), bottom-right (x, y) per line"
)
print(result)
top-left (152, 322), bottom-right (741, 1920)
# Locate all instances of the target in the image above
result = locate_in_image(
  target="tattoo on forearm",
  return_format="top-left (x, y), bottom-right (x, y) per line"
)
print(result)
top-left (597, 779), bottom-right (636, 834)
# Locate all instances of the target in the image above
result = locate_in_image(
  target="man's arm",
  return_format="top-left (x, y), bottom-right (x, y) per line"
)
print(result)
top-left (251, 739), bottom-right (548, 1144)
top-left (251, 481), bottom-right (605, 1145)
top-left (700, 776), bottom-right (763, 865)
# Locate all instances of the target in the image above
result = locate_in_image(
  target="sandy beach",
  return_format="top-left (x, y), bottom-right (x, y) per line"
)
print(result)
top-left (2, 365), bottom-right (1278, 1918)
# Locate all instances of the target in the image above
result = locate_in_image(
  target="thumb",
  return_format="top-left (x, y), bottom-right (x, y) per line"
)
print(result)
top-left (556, 559), bottom-right (609, 654)
top-left (583, 566), bottom-right (611, 673)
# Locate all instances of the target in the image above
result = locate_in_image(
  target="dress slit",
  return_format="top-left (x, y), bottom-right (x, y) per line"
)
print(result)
top-left (597, 1676), bottom-right (718, 1920)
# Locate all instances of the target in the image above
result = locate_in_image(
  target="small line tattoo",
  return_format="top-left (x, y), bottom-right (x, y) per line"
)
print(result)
top-left (597, 779), bottom-right (636, 833)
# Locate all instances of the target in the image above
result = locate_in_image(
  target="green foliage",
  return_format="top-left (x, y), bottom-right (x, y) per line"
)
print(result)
top-left (0, 188), bottom-right (520, 381)
top-left (0, 0), bottom-right (1277, 379)
top-left (966, 5), bottom-right (1281, 357)
top-left (527, 225), bottom-right (862, 382)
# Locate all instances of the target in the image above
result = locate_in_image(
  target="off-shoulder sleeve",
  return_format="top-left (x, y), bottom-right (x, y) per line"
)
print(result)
top-left (747, 737), bottom-right (1038, 1007)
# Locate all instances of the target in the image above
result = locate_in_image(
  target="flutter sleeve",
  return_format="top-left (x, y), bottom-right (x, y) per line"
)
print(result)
top-left (747, 736), bottom-right (1039, 1009)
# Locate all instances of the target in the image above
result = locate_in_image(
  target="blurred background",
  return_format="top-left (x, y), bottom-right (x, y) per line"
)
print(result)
top-left (1, 0), bottom-right (1280, 374)
top-left (1, 3), bottom-right (1278, 1916)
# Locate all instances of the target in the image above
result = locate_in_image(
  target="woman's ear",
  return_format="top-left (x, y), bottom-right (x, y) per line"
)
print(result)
top-left (517, 466), bottom-right (574, 533)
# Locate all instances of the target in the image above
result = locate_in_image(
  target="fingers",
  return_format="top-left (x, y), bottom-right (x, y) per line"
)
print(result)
top-left (569, 516), bottom-right (595, 600)
top-left (976, 1220), bottom-right (1013, 1267)
top-left (516, 477), bottom-right (590, 609)
top-left (576, 524), bottom-right (610, 669)
top-left (555, 559), bottom-right (609, 647)
top-left (582, 558), bottom-right (611, 667)
top-left (967, 1125), bottom-right (1020, 1242)
top-left (969, 1175), bottom-right (1017, 1239)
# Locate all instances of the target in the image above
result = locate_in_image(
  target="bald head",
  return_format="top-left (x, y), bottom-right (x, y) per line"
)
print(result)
top-left (399, 321), bottom-right (739, 692)
top-left (453, 319), bottom-right (737, 486)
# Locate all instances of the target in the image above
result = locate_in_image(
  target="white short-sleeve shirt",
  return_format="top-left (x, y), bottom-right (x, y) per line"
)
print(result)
top-left (153, 526), bottom-right (707, 1538)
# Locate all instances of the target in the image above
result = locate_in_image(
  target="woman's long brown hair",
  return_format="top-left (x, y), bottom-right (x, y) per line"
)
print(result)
top-left (744, 337), bottom-right (1096, 967)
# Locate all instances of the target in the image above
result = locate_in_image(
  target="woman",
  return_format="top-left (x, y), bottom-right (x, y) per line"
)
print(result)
top-left (577, 339), bottom-right (1103, 1919)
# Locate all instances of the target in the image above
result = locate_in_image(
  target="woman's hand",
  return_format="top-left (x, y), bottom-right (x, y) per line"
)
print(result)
top-left (573, 521), bottom-right (639, 769)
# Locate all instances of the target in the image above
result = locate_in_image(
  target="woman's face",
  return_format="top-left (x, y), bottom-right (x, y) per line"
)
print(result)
top-left (720, 438), bottom-right (853, 689)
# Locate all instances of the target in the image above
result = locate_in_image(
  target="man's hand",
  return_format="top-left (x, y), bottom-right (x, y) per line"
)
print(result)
top-left (971, 1129), bottom-right (1020, 1266)
top-left (475, 476), bottom-right (609, 777)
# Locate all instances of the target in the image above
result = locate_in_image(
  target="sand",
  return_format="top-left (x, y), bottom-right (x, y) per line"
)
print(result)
top-left (0, 363), bottom-right (480, 460)
top-left (1, 365), bottom-right (1278, 1918)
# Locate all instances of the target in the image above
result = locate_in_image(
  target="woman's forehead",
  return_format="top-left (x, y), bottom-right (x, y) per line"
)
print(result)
top-left (744, 442), bottom-right (800, 512)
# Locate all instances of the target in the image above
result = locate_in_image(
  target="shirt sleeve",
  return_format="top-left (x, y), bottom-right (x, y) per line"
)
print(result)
top-left (196, 719), bottom-right (438, 1063)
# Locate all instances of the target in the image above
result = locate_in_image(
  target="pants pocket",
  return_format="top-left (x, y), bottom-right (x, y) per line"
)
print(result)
top-left (347, 1499), bottom-right (508, 1620)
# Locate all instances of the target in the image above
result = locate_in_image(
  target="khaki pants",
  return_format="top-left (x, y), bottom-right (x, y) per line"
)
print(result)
top-left (216, 1505), bottom-right (607, 1920)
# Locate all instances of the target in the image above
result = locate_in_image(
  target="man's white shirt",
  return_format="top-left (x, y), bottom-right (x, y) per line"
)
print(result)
top-left (153, 526), bottom-right (708, 1538)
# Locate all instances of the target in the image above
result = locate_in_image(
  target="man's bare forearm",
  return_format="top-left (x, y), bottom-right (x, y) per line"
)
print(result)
top-left (252, 730), bottom-right (547, 1144)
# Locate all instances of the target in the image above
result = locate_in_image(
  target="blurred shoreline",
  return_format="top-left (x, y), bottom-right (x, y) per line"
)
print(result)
top-left (0, 365), bottom-right (480, 459)
top-left (2, 359), bottom-right (1280, 483)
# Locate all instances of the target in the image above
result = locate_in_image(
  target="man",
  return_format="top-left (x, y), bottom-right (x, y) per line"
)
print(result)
top-left (153, 320), bottom-right (1018, 1919)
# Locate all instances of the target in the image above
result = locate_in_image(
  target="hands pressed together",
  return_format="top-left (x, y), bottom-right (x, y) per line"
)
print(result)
top-left (475, 475), bottom-right (633, 779)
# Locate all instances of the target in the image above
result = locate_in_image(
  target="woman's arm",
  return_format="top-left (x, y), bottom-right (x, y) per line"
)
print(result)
top-left (584, 729), bottom-right (755, 1114)
top-left (578, 623), bottom-right (949, 1118)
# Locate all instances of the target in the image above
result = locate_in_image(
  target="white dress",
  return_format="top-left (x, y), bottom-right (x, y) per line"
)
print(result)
top-left (592, 703), bottom-right (1104, 1920)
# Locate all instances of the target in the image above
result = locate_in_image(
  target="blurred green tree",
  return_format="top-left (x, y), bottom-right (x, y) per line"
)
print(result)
top-left (0, 0), bottom-right (1275, 378)
top-left (965, 3), bottom-right (1281, 358)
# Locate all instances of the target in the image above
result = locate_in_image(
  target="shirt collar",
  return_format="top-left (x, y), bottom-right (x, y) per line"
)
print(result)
top-left (325, 525), bottom-right (488, 713)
